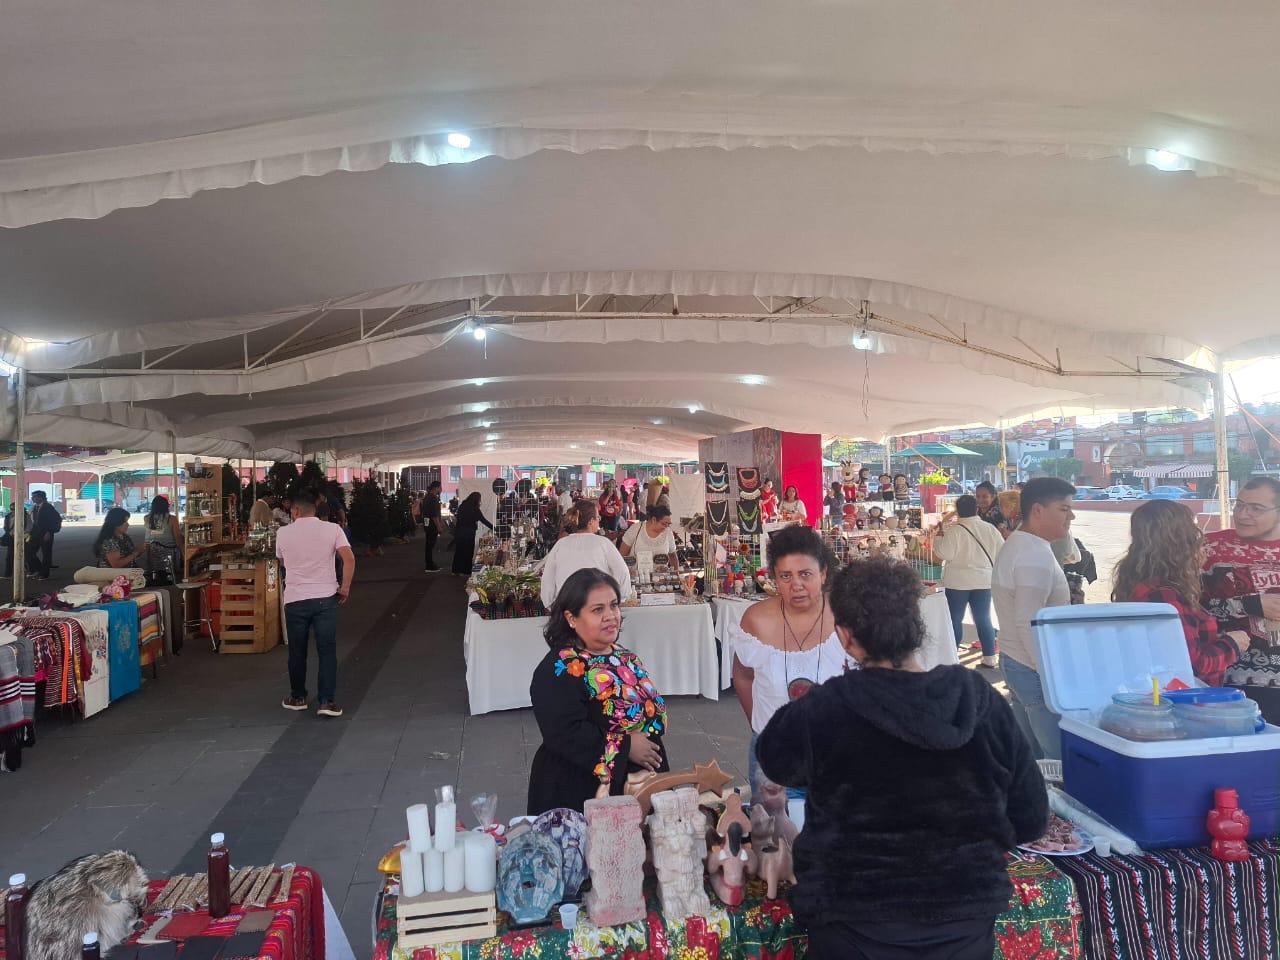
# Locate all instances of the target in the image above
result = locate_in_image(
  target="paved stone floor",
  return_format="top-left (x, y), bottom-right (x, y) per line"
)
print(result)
top-left (0, 511), bottom-right (1130, 958)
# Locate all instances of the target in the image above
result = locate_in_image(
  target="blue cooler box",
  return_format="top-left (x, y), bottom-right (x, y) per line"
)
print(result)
top-left (1033, 603), bottom-right (1280, 849)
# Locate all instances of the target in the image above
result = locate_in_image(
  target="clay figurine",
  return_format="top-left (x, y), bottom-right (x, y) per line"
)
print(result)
top-left (532, 808), bottom-right (589, 898)
top-left (753, 776), bottom-right (799, 848)
top-left (758, 837), bottom-right (796, 900)
top-left (497, 829), bottom-right (563, 924)
top-left (707, 822), bottom-right (752, 907)
top-left (648, 786), bottom-right (712, 921)
top-left (582, 795), bottom-right (647, 927)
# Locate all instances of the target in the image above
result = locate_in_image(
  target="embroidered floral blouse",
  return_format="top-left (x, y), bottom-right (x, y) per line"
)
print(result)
top-left (527, 643), bottom-right (669, 815)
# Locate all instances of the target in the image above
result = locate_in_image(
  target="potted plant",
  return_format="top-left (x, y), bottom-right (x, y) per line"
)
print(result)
top-left (917, 470), bottom-right (951, 514)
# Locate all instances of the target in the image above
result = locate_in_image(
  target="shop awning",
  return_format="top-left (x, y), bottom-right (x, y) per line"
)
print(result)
top-left (1133, 462), bottom-right (1216, 479)
top-left (3, 3), bottom-right (1280, 465)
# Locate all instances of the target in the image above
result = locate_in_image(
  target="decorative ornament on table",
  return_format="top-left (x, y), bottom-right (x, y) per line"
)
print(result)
top-left (736, 468), bottom-right (761, 494)
top-left (98, 575), bottom-right (134, 603)
top-left (625, 759), bottom-right (734, 816)
top-left (706, 791), bottom-right (757, 908)
top-left (470, 792), bottom-right (507, 845)
top-left (736, 499), bottom-right (762, 535)
top-left (648, 787), bottom-right (712, 921)
top-left (496, 829), bottom-right (563, 924)
top-left (706, 500), bottom-right (731, 536)
top-left (704, 462), bottom-right (729, 495)
top-left (582, 795), bottom-right (647, 927)
top-left (531, 808), bottom-right (588, 898)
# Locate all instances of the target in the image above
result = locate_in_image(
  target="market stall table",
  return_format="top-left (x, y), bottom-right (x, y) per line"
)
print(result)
top-left (1051, 839), bottom-right (1280, 960)
top-left (711, 590), bottom-right (957, 690)
top-left (373, 855), bottom-right (1080, 959)
top-left (463, 601), bottom-right (719, 715)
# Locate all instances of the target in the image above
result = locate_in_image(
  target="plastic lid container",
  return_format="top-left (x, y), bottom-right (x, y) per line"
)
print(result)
top-left (1162, 687), bottom-right (1245, 705)
top-left (9, 873), bottom-right (25, 886)
top-left (1099, 697), bottom-right (1187, 742)
top-left (210, 832), bottom-right (225, 845)
top-left (1172, 698), bottom-right (1262, 738)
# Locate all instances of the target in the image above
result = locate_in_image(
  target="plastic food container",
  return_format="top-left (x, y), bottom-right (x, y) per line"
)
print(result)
top-left (1098, 695), bottom-right (1186, 742)
top-left (1172, 698), bottom-right (1262, 738)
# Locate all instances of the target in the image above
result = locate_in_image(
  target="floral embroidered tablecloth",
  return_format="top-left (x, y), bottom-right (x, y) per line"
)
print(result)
top-left (374, 856), bottom-right (1080, 960)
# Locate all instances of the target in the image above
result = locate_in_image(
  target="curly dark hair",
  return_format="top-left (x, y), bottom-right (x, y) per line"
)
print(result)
top-left (543, 567), bottom-right (622, 650)
top-left (828, 556), bottom-right (925, 667)
top-left (766, 524), bottom-right (834, 576)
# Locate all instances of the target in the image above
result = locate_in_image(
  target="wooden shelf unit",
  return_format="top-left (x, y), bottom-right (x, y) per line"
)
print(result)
top-left (217, 553), bottom-right (281, 654)
top-left (183, 473), bottom-right (224, 574)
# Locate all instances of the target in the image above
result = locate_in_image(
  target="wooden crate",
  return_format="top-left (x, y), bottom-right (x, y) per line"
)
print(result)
top-left (218, 556), bottom-right (281, 654)
top-left (396, 890), bottom-right (497, 951)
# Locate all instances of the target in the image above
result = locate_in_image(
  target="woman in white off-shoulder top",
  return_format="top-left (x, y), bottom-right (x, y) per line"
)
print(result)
top-left (731, 526), bottom-right (855, 798)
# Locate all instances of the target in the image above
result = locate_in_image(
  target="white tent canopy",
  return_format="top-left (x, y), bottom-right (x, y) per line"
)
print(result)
top-left (3, 1), bottom-right (1280, 465)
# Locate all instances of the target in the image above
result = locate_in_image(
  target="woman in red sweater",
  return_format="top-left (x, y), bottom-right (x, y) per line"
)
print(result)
top-left (1112, 500), bottom-right (1250, 687)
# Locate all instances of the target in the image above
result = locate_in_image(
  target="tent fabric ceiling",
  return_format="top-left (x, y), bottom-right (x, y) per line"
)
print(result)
top-left (3, 2), bottom-right (1279, 463)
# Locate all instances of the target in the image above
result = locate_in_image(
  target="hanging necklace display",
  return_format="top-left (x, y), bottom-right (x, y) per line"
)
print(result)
top-left (782, 594), bottom-right (826, 700)
top-left (704, 462), bottom-right (729, 494)
top-left (738, 487), bottom-right (761, 501)
top-left (736, 468), bottom-right (761, 493)
top-left (736, 499), bottom-right (762, 535)
top-left (706, 500), bottom-right (731, 535)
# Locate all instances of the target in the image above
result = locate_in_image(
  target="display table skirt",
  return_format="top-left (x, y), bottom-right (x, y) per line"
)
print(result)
top-left (464, 603), bottom-right (719, 715)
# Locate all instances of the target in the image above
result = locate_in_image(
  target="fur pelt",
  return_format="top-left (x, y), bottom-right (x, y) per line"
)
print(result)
top-left (25, 851), bottom-right (148, 960)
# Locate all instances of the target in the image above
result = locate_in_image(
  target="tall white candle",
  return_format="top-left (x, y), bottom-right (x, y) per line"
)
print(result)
top-left (424, 849), bottom-right (445, 892)
top-left (443, 845), bottom-right (466, 893)
top-left (406, 804), bottom-right (432, 854)
top-left (434, 802), bottom-right (457, 850)
top-left (399, 849), bottom-right (425, 899)
top-left (463, 832), bottom-right (497, 893)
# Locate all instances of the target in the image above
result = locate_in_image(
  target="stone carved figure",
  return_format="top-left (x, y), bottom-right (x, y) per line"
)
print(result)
top-left (758, 837), bottom-right (797, 901)
top-left (532, 807), bottom-right (589, 898)
top-left (648, 787), bottom-right (712, 921)
top-left (582, 795), bottom-right (646, 927)
top-left (497, 829), bottom-right (564, 924)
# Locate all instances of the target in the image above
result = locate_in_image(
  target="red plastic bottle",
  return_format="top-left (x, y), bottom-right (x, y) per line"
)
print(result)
top-left (5, 874), bottom-right (29, 960)
top-left (1207, 788), bottom-right (1251, 862)
top-left (207, 832), bottom-right (231, 918)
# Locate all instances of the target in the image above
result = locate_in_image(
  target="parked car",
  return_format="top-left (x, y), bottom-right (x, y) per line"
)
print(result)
top-left (1073, 486), bottom-right (1108, 501)
top-left (1105, 484), bottom-right (1145, 500)
top-left (1144, 485), bottom-right (1194, 500)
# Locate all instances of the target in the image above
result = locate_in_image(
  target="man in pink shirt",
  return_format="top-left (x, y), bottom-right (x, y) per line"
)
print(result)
top-left (276, 491), bottom-right (356, 718)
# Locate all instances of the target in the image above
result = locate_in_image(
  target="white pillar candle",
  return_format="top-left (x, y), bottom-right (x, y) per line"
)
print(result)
top-left (463, 832), bottom-right (498, 893)
top-left (406, 804), bottom-right (433, 853)
top-left (434, 802), bottom-right (457, 850)
top-left (424, 849), bottom-right (445, 892)
top-left (443, 845), bottom-right (466, 893)
top-left (399, 850), bottom-right (425, 899)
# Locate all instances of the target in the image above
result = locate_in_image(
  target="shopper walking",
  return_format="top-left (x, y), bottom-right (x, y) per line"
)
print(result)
top-left (25, 491), bottom-right (60, 581)
top-left (277, 491), bottom-right (355, 718)
top-left (991, 477), bottom-right (1075, 760)
top-left (422, 481), bottom-right (444, 573)
top-left (930, 495), bottom-right (1005, 667)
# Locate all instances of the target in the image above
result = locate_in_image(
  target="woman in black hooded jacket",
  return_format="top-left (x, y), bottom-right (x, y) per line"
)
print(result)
top-left (757, 556), bottom-right (1048, 960)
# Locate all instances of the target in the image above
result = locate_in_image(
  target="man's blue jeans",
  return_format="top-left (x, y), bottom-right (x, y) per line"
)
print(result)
top-left (286, 594), bottom-right (339, 704)
top-left (1000, 656), bottom-right (1061, 761)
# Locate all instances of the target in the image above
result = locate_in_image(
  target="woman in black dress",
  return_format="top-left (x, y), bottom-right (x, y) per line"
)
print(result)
top-left (451, 491), bottom-right (494, 575)
top-left (527, 568), bottom-right (669, 815)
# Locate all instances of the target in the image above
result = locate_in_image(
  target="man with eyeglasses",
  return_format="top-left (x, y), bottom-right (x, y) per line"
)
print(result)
top-left (1202, 475), bottom-right (1280, 722)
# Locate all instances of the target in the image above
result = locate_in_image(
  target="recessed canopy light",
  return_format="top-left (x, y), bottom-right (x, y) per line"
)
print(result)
top-left (472, 379), bottom-right (487, 387)
top-left (852, 331), bottom-right (872, 350)
top-left (472, 326), bottom-right (487, 341)
top-left (569, 443), bottom-right (579, 449)
top-left (1150, 149), bottom-right (1183, 172)
top-left (447, 132), bottom-right (472, 149)
top-left (741, 375), bottom-right (765, 386)
top-left (595, 440), bottom-right (607, 446)
top-left (687, 405), bottom-right (698, 414)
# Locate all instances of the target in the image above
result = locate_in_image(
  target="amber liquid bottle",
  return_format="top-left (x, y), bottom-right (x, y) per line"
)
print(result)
top-left (81, 933), bottom-right (101, 960)
top-left (5, 874), bottom-right (29, 960)
top-left (207, 833), bottom-right (231, 918)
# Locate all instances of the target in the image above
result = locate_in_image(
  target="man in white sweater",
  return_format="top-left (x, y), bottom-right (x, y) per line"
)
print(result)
top-left (930, 495), bottom-right (1006, 669)
top-left (991, 477), bottom-right (1075, 761)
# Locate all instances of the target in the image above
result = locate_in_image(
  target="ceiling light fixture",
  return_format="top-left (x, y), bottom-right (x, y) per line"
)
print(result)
top-left (447, 132), bottom-right (472, 149)
top-left (595, 440), bottom-right (606, 446)
top-left (472, 325), bottom-right (487, 341)
top-left (741, 375), bottom-right (765, 386)
top-left (1149, 149), bottom-right (1184, 172)
top-left (472, 378), bottom-right (487, 387)
top-left (852, 329), bottom-right (872, 350)
top-left (687, 405), bottom-right (699, 414)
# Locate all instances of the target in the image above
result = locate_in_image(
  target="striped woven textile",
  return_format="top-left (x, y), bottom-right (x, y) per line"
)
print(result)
top-left (1053, 839), bottom-right (1280, 960)
top-left (135, 590), bottom-right (163, 666)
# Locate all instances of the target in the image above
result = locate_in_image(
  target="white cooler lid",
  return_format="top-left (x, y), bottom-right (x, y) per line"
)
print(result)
top-left (1032, 602), bottom-right (1194, 716)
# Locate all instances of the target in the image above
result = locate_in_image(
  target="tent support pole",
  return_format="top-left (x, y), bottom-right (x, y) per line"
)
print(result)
top-left (14, 368), bottom-right (26, 601)
top-left (999, 420), bottom-right (1009, 488)
top-left (171, 435), bottom-right (178, 507)
top-left (1214, 359), bottom-right (1231, 528)
top-left (250, 449), bottom-right (257, 504)
top-left (154, 451), bottom-right (159, 504)
top-left (96, 472), bottom-right (102, 516)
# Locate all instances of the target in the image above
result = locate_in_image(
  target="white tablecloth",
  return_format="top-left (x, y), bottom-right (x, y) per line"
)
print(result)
top-left (710, 589), bottom-right (958, 689)
top-left (463, 602), bottom-right (720, 715)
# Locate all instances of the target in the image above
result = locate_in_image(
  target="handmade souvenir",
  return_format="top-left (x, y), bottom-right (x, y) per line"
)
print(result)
top-left (582, 796), bottom-right (646, 926)
top-left (840, 460), bottom-right (860, 503)
top-left (703, 462), bottom-right (729, 494)
top-left (758, 837), bottom-right (796, 900)
top-left (627, 760), bottom-right (733, 815)
top-left (648, 787), bottom-right (712, 921)
top-left (531, 808), bottom-right (589, 898)
top-left (24, 851), bottom-right (149, 960)
top-left (496, 830), bottom-right (563, 924)
top-left (736, 468), bottom-right (761, 493)
top-left (737, 499), bottom-right (762, 535)
top-left (737, 487), bottom-right (761, 501)
top-left (707, 822), bottom-right (752, 907)
top-left (706, 500), bottom-right (730, 535)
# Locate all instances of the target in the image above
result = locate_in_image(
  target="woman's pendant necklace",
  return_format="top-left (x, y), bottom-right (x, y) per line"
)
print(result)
top-left (782, 595), bottom-right (826, 701)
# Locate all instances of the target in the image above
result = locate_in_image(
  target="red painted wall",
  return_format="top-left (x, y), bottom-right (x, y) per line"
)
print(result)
top-left (781, 432), bottom-right (823, 528)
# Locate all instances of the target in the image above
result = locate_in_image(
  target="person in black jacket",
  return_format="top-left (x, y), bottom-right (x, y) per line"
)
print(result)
top-left (757, 555), bottom-right (1048, 960)
top-left (450, 491), bottom-right (494, 575)
top-left (527, 568), bottom-right (668, 814)
top-left (25, 490), bottom-right (60, 580)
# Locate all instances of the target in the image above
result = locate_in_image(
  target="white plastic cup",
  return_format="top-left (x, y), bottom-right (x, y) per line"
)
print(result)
top-left (1093, 836), bottom-right (1111, 857)
top-left (559, 903), bottom-right (579, 930)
